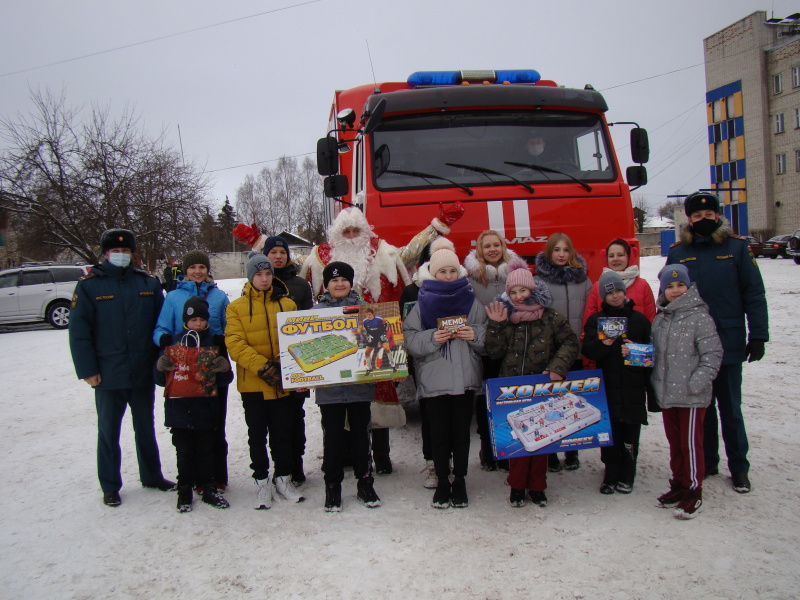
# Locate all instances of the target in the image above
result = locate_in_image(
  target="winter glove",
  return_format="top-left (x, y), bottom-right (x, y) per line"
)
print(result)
top-left (159, 334), bottom-right (172, 349)
top-left (157, 355), bottom-right (176, 372)
top-left (210, 355), bottom-right (230, 373)
top-left (257, 359), bottom-right (282, 388)
top-left (232, 222), bottom-right (262, 247)
top-left (437, 201), bottom-right (465, 227)
top-left (745, 340), bottom-right (766, 363)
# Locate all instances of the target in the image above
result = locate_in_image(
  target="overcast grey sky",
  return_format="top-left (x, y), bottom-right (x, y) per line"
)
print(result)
top-left (0, 0), bottom-right (791, 215)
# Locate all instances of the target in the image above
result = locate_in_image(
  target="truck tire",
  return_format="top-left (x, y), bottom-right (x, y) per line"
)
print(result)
top-left (47, 301), bottom-right (71, 329)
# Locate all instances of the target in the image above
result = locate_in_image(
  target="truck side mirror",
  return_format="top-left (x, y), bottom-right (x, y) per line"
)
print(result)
top-left (626, 165), bottom-right (648, 187)
top-left (323, 174), bottom-right (349, 198)
top-left (630, 128), bottom-right (649, 164)
top-left (317, 137), bottom-right (339, 176)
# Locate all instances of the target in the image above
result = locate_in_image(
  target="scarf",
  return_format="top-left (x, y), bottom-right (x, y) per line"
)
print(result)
top-left (601, 265), bottom-right (640, 289)
top-left (497, 290), bottom-right (548, 323)
top-left (534, 252), bottom-right (588, 285)
top-left (509, 301), bottom-right (545, 323)
top-left (418, 277), bottom-right (475, 331)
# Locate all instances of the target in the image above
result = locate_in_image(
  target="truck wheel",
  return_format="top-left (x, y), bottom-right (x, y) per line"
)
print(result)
top-left (47, 301), bottom-right (71, 329)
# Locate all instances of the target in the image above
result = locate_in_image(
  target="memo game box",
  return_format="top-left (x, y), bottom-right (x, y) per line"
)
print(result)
top-left (484, 370), bottom-right (614, 460)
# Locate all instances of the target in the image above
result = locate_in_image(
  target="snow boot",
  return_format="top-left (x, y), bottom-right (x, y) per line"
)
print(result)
top-left (431, 479), bottom-right (451, 509)
top-left (273, 475), bottom-right (306, 503)
top-left (510, 488), bottom-right (526, 508)
top-left (732, 472), bottom-right (751, 494)
top-left (564, 451), bottom-right (580, 470)
top-left (422, 460), bottom-right (438, 489)
top-left (657, 480), bottom-right (686, 508)
top-left (451, 476), bottom-right (468, 508)
top-left (177, 485), bottom-right (193, 513)
top-left (547, 454), bottom-right (562, 473)
top-left (356, 475), bottom-right (381, 508)
top-left (674, 489), bottom-right (703, 520)
top-left (254, 477), bottom-right (272, 510)
top-left (324, 482), bottom-right (342, 512)
top-left (202, 484), bottom-right (230, 509)
top-left (529, 490), bottom-right (548, 507)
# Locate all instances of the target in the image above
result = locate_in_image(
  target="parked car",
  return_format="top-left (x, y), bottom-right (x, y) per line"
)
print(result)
top-left (0, 263), bottom-right (91, 329)
top-left (761, 234), bottom-right (792, 259)
top-left (787, 229), bottom-right (800, 265)
top-left (745, 236), bottom-right (765, 258)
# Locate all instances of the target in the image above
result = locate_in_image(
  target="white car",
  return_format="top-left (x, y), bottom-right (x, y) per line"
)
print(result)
top-left (0, 263), bottom-right (91, 329)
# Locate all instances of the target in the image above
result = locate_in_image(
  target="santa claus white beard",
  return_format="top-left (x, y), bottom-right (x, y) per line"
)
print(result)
top-left (330, 235), bottom-right (379, 298)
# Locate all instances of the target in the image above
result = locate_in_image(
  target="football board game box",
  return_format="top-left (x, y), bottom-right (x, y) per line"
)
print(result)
top-left (277, 301), bottom-right (408, 389)
top-left (484, 369), bottom-right (614, 460)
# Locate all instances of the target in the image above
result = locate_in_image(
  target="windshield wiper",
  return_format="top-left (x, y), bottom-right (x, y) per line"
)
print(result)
top-left (504, 161), bottom-right (592, 192)
top-left (445, 163), bottom-right (534, 193)
top-left (384, 169), bottom-right (473, 196)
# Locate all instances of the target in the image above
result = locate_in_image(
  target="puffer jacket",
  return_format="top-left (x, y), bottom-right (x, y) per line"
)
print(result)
top-left (225, 278), bottom-right (295, 399)
top-left (274, 262), bottom-right (314, 310)
top-left (534, 252), bottom-right (592, 344)
top-left (313, 290), bottom-right (376, 405)
top-left (153, 277), bottom-right (229, 344)
top-left (650, 285), bottom-right (723, 409)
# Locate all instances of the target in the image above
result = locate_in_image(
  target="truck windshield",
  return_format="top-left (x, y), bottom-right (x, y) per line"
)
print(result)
top-left (371, 110), bottom-right (615, 191)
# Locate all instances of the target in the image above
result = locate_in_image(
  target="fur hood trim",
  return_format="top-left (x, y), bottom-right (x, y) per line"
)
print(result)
top-left (534, 252), bottom-right (588, 285)
top-left (463, 248), bottom-right (521, 283)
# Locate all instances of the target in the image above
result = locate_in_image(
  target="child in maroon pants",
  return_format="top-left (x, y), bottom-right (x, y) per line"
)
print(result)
top-left (651, 265), bottom-right (722, 519)
top-left (484, 259), bottom-right (579, 507)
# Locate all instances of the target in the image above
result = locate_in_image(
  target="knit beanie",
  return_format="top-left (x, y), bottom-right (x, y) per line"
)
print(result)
top-left (598, 270), bottom-right (626, 299)
top-left (182, 297), bottom-right (210, 324)
top-left (683, 191), bottom-right (720, 216)
top-left (246, 252), bottom-right (273, 283)
top-left (181, 249), bottom-right (210, 273)
top-left (505, 258), bottom-right (535, 293)
top-left (262, 236), bottom-right (289, 255)
top-left (658, 264), bottom-right (691, 293)
top-left (428, 248), bottom-right (461, 277)
top-left (323, 261), bottom-right (355, 288)
top-left (100, 228), bottom-right (136, 254)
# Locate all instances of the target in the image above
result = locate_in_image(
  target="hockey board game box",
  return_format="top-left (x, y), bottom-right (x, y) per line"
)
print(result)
top-left (277, 301), bottom-right (408, 389)
top-left (484, 370), bottom-right (614, 460)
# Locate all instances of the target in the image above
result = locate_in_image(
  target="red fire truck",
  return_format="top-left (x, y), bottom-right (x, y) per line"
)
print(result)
top-left (316, 69), bottom-right (649, 280)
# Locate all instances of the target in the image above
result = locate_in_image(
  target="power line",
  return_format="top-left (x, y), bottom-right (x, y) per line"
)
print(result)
top-left (0, 0), bottom-right (322, 79)
top-left (206, 151), bottom-right (314, 173)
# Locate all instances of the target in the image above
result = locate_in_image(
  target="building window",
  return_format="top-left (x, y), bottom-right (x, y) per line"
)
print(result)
top-left (774, 73), bottom-right (784, 94)
top-left (795, 108), bottom-right (800, 129)
top-left (777, 153), bottom-right (787, 174)
top-left (714, 141), bottom-right (723, 164)
top-left (713, 99), bottom-right (723, 122)
top-left (729, 138), bottom-right (737, 161)
top-left (726, 97), bottom-right (736, 119)
top-left (795, 150), bottom-right (800, 172)
top-left (730, 161), bottom-right (738, 180)
top-left (793, 66), bottom-right (800, 88)
top-left (775, 113), bottom-right (785, 133)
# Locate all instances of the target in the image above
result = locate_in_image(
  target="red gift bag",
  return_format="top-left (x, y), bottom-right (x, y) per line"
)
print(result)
top-left (164, 333), bottom-right (219, 398)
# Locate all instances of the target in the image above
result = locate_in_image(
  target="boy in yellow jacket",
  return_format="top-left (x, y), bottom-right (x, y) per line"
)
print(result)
top-left (226, 252), bottom-right (304, 509)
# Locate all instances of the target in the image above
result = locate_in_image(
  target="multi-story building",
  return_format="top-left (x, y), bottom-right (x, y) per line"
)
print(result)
top-left (704, 10), bottom-right (800, 237)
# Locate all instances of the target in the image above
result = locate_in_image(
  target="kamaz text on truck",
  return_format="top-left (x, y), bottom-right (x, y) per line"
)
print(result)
top-left (316, 69), bottom-right (649, 280)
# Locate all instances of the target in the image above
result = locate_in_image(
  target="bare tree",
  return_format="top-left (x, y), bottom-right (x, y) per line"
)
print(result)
top-left (632, 195), bottom-right (648, 233)
top-left (658, 198), bottom-right (685, 222)
top-left (0, 89), bottom-right (211, 268)
top-left (296, 156), bottom-right (325, 243)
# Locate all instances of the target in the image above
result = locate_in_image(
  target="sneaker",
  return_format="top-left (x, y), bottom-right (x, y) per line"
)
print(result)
top-left (374, 452), bottom-right (393, 475)
top-left (674, 491), bottom-right (703, 520)
top-left (547, 454), bottom-right (562, 473)
top-left (731, 472), bottom-right (751, 494)
top-left (564, 451), bottom-right (580, 471)
top-left (451, 477), bottom-right (468, 508)
top-left (615, 482), bottom-right (633, 494)
top-left (103, 491), bottom-right (121, 507)
top-left (479, 449), bottom-right (497, 472)
top-left (422, 460), bottom-right (438, 489)
top-left (704, 465), bottom-right (719, 478)
top-left (356, 475), bottom-right (381, 508)
top-left (142, 478), bottom-right (177, 492)
top-left (254, 478), bottom-right (272, 510)
top-left (177, 486), bottom-right (193, 513)
top-left (496, 459), bottom-right (510, 473)
top-left (431, 479), bottom-right (451, 509)
top-left (324, 482), bottom-right (342, 512)
top-left (202, 486), bottom-right (230, 509)
top-left (529, 490), bottom-right (548, 506)
top-left (656, 480), bottom-right (685, 508)
top-left (273, 475), bottom-right (306, 503)
top-left (600, 482), bottom-right (616, 495)
top-left (510, 488), bottom-right (526, 507)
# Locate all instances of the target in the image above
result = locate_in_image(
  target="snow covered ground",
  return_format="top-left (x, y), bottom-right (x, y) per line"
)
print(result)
top-left (1, 256), bottom-right (797, 600)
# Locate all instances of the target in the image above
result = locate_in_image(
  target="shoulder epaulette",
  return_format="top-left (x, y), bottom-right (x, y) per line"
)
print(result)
top-left (730, 234), bottom-right (747, 241)
top-left (133, 268), bottom-right (156, 278)
top-left (79, 272), bottom-right (97, 281)
top-left (669, 241), bottom-right (681, 248)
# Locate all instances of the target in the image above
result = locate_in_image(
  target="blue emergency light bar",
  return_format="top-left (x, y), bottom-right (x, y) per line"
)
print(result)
top-left (407, 69), bottom-right (541, 88)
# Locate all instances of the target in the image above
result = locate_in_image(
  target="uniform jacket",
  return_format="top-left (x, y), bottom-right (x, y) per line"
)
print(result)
top-left (152, 277), bottom-right (229, 344)
top-left (225, 279), bottom-right (295, 399)
top-left (650, 285), bottom-right (723, 409)
top-left (313, 291), bottom-right (376, 405)
top-left (666, 221), bottom-right (768, 364)
top-left (582, 299), bottom-right (652, 425)
top-left (464, 248), bottom-right (522, 307)
top-left (274, 262), bottom-right (314, 310)
top-left (69, 261), bottom-right (163, 390)
top-left (154, 327), bottom-right (233, 429)
top-left (403, 280), bottom-right (487, 400)
top-left (534, 253), bottom-right (592, 344)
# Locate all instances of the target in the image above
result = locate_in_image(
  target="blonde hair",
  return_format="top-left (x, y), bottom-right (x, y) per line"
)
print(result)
top-left (473, 230), bottom-right (511, 286)
top-left (544, 233), bottom-right (582, 269)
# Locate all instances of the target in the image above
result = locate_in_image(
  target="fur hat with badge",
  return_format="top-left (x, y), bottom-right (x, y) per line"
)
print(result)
top-left (181, 249), bottom-right (210, 273)
top-left (598, 270), bottom-right (626, 300)
top-left (246, 251), bottom-right (273, 283)
top-left (100, 228), bottom-right (136, 254)
top-left (658, 264), bottom-right (691, 293)
top-left (323, 261), bottom-right (355, 287)
top-left (182, 296), bottom-right (210, 324)
top-left (683, 191), bottom-right (720, 216)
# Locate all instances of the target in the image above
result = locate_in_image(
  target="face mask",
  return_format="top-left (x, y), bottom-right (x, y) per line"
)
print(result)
top-left (691, 217), bottom-right (718, 237)
top-left (109, 252), bottom-right (131, 268)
